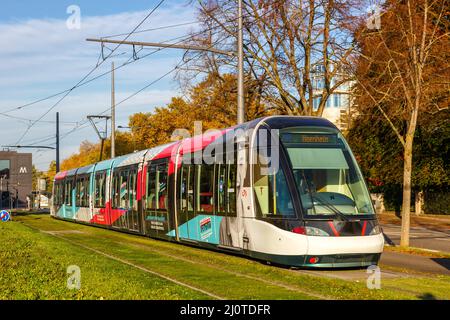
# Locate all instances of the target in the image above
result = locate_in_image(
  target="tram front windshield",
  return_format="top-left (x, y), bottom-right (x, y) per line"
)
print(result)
top-left (281, 130), bottom-right (374, 217)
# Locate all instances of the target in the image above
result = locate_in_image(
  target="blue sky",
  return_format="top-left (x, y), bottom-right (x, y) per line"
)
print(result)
top-left (0, 1), bottom-right (200, 170)
top-left (0, 1), bottom-right (168, 21)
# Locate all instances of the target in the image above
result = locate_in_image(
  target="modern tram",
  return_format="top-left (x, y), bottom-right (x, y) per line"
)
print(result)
top-left (51, 116), bottom-right (384, 268)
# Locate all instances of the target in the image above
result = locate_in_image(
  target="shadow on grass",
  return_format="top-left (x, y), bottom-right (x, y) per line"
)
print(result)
top-left (11, 209), bottom-right (50, 217)
top-left (418, 293), bottom-right (437, 300)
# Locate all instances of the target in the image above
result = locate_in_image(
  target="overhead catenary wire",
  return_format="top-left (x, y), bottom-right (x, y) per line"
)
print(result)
top-left (0, 111), bottom-right (77, 124)
top-left (42, 33), bottom-right (231, 151)
top-left (35, 6), bottom-right (280, 151)
top-left (1, 0), bottom-right (253, 117)
top-left (56, 6), bottom-right (266, 141)
top-left (14, 0), bottom-right (167, 145)
top-left (20, 18), bottom-right (239, 147)
top-left (100, 20), bottom-right (199, 39)
top-left (1, 2), bottom-right (242, 116)
top-left (0, 18), bottom-right (229, 126)
top-left (18, 28), bottom-right (227, 147)
top-left (18, 2), bottom-right (276, 156)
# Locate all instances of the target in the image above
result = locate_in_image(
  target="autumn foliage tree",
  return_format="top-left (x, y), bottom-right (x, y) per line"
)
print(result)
top-left (347, 108), bottom-right (450, 213)
top-left (353, 0), bottom-right (450, 246)
top-left (182, 0), bottom-right (365, 116)
top-left (59, 73), bottom-right (269, 170)
top-left (129, 73), bottom-right (269, 148)
top-left (60, 132), bottom-right (137, 171)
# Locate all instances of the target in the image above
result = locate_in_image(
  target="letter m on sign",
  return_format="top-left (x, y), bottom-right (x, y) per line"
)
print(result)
top-left (19, 167), bottom-right (27, 174)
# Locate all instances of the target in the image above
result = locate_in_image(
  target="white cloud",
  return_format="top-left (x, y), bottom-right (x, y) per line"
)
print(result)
top-left (0, 4), bottom-right (200, 171)
top-left (1, 88), bottom-right (178, 171)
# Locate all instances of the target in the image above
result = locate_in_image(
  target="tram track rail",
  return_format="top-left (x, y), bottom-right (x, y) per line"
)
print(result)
top-left (21, 222), bottom-right (224, 300)
top-left (16, 215), bottom-right (450, 300)
top-left (20, 220), bottom-right (328, 300)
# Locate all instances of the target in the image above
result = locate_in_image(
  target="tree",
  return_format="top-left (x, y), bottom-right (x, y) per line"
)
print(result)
top-left (32, 165), bottom-right (44, 191)
top-left (61, 140), bottom-right (99, 171)
top-left (353, 0), bottom-right (450, 246)
top-left (347, 108), bottom-right (449, 213)
top-left (46, 161), bottom-right (56, 194)
top-left (60, 132), bottom-right (137, 171)
top-left (59, 73), bottom-right (267, 170)
top-left (130, 73), bottom-right (269, 147)
top-left (182, 0), bottom-right (363, 116)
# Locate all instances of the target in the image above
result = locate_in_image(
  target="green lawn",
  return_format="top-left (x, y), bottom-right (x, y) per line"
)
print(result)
top-left (1, 214), bottom-right (449, 300)
top-left (0, 218), bottom-right (208, 300)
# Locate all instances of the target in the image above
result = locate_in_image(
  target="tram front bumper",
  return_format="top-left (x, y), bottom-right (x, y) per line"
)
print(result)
top-left (304, 233), bottom-right (384, 268)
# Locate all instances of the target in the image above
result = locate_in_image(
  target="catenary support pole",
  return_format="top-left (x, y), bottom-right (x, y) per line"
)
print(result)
top-left (237, 0), bottom-right (245, 124)
top-left (111, 62), bottom-right (116, 158)
top-left (56, 112), bottom-right (60, 173)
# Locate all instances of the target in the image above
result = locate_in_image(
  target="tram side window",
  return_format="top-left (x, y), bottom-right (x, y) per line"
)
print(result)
top-left (64, 179), bottom-right (73, 206)
top-left (227, 163), bottom-right (237, 216)
top-left (179, 152), bottom-right (236, 216)
top-left (119, 170), bottom-right (129, 208)
top-left (58, 182), bottom-right (63, 205)
top-left (111, 171), bottom-right (119, 208)
top-left (215, 152), bottom-right (237, 217)
top-left (197, 164), bottom-right (214, 213)
top-left (84, 177), bottom-right (90, 207)
top-left (76, 177), bottom-right (81, 206)
top-left (179, 164), bottom-right (195, 212)
top-left (94, 171), bottom-right (106, 207)
top-left (53, 183), bottom-right (57, 205)
top-left (53, 182), bottom-right (58, 205)
top-left (146, 162), bottom-right (168, 210)
top-left (129, 169), bottom-right (137, 211)
top-left (54, 182), bottom-right (62, 205)
top-left (217, 163), bottom-right (226, 214)
top-left (76, 176), bottom-right (89, 207)
top-left (253, 150), bottom-right (295, 218)
top-left (58, 183), bottom-right (60, 205)
top-left (147, 167), bottom-right (156, 209)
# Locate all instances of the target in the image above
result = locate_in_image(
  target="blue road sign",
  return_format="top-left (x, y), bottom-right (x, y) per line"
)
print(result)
top-left (0, 210), bottom-right (10, 222)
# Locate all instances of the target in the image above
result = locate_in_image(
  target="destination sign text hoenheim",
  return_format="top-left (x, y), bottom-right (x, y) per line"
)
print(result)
top-left (300, 135), bottom-right (330, 143)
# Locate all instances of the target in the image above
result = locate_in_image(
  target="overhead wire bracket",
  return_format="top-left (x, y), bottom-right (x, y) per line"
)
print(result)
top-left (133, 44), bottom-right (138, 60)
top-left (101, 42), bottom-right (105, 61)
top-left (87, 115), bottom-right (110, 140)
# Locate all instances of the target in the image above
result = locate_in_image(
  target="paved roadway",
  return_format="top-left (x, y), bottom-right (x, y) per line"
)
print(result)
top-left (380, 251), bottom-right (450, 275)
top-left (297, 223), bottom-right (450, 281)
top-left (381, 223), bottom-right (450, 253)
top-left (298, 251), bottom-right (450, 282)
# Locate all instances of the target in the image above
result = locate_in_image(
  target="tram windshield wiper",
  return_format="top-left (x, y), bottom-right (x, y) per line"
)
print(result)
top-left (311, 194), bottom-right (350, 222)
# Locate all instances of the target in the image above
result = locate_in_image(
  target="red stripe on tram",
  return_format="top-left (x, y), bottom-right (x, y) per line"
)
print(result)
top-left (328, 221), bottom-right (340, 237)
top-left (361, 221), bottom-right (368, 236)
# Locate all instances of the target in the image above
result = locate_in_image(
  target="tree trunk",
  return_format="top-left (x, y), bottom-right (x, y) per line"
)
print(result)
top-left (400, 134), bottom-right (414, 247)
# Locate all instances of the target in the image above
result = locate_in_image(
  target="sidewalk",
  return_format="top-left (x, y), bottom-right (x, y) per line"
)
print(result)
top-left (378, 212), bottom-right (450, 234)
top-left (380, 251), bottom-right (450, 275)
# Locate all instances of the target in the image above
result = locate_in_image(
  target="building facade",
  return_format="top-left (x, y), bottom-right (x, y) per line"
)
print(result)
top-left (0, 150), bottom-right (32, 209)
top-left (311, 65), bottom-right (354, 130)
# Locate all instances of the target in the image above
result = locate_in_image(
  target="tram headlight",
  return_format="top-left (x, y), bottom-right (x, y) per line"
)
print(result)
top-left (305, 227), bottom-right (329, 236)
top-left (291, 226), bottom-right (329, 236)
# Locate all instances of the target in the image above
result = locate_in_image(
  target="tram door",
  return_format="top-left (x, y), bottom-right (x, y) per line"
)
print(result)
top-left (111, 167), bottom-right (140, 232)
top-left (178, 164), bottom-right (195, 240)
top-left (216, 160), bottom-right (239, 248)
top-left (144, 160), bottom-right (170, 238)
top-left (127, 168), bottom-right (140, 232)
